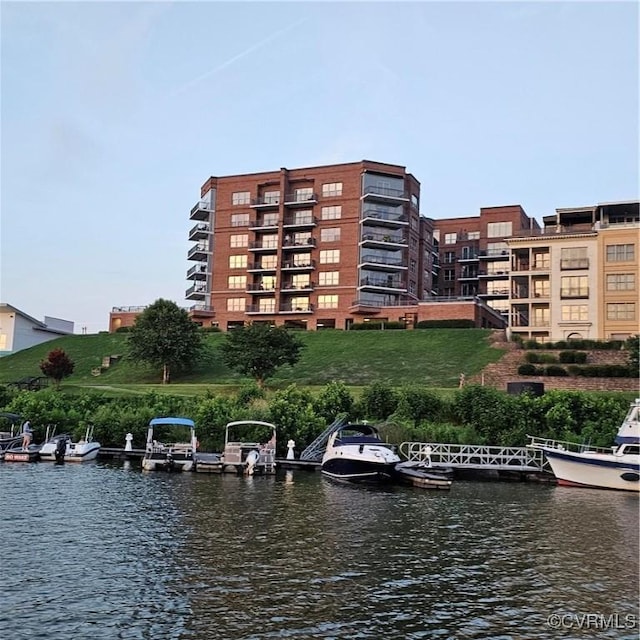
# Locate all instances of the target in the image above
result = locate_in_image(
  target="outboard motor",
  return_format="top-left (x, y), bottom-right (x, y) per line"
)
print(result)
top-left (54, 437), bottom-right (67, 464)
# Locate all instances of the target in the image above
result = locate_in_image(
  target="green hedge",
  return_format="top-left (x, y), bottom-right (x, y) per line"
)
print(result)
top-left (525, 352), bottom-right (558, 364)
top-left (558, 350), bottom-right (588, 364)
top-left (415, 319), bottom-right (475, 329)
top-left (350, 321), bottom-right (406, 330)
top-left (522, 339), bottom-right (624, 351)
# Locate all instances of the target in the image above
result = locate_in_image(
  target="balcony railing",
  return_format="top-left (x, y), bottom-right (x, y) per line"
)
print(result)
top-left (248, 261), bottom-right (278, 271)
top-left (280, 303), bottom-right (314, 313)
top-left (283, 214), bottom-right (317, 227)
top-left (560, 259), bottom-right (589, 270)
top-left (360, 254), bottom-right (406, 267)
top-left (246, 305), bottom-right (277, 314)
top-left (249, 217), bottom-right (279, 229)
top-left (361, 208), bottom-right (408, 225)
top-left (189, 304), bottom-right (215, 314)
top-left (281, 282), bottom-right (314, 291)
top-left (478, 250), bottom-right (509, 259)
top-left (246, 283), bottom-right (277, 292)
top-left (282, 259), bottom-right (315, 270)
top-left (359, 277), bottom-right (405, 289)
top-left (282, 238), bottom-right (316, 249)
top-left (360, 231), bottom-right (407, 245)
top-left (190, 200), bottom-right (212, 220)
top-left (560, 288), bottom-right (589, 298)
top-left (186, 263), bottom-right (208, 280)
top-left (362, 185), bottom-right (408, 200)
top-left (188, 222), bottom-right (211, 241)
top-left (188, 244), bottom-right (209, 260)
top-left (284, 193), bottom-right (317, 205)
top-left (185, 284), bottom-right (207, 299)
top-left (249, 241), bottom-right (279, 251)
top-left (250, 196), bottom-right (280, 208)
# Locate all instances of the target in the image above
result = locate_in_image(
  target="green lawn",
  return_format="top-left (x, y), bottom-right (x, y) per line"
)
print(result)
top-left (0, 329), bottom-right (505, 391)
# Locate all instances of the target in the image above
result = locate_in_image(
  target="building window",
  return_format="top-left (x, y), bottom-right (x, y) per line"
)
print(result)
top-left (411, 194), bottom-right (419, 208)
top-left (533, 281), bottom-right (550, 298)
top-left (261, 212), bottom-right (279, 226)
top-left (487, 281), bottom-right (509, 295)
top-left (443, 269), bottom-right (455, 282)
top-left (487, 221), bottom-right (513, 237)
top-left (560, 275), bottom-right (589, 298)
top-left (444, 233), bottom-right (457, 245)
top-left (291, 209), bottom-right (313, 225)
top-left (259, 299), bottom-right (276, 313)
top-left (606, 244), bottom-right (635, 262)
top-left (294, 187), bottom-right (314, 202)
top-left (260, 255), bottom-right (277, 269)
top-left (607, 303), bottom-right (636, 320)
top-left (321, 228), bottom-right (340, 242)
top-left (560, 247), bottom-right (588, 270)
top-left (263, 190), bottom-right (280, 204)
top-left (230, 234), bottom-right (248, 248)
top-left (562, 305), bottom-right (588, 321)
top-left (322, 182), bottom-right (343, 197)
top-left (318, 295), bottom-right (338, 309)
top-left (262, 234), bottom-right (278, 249)
top-left (227, 298), bottom-right (246, 312)
top-left (468, 231), bottom-right (480, 240)
top-left (232, 191), bottom-right (250, 206)
top-left (229, 255), bottom-right (247, 269)
top-left (231, 213), bottom-right (250, 227)
top-left (444, 251), bottom-right (456, 264)
top-left (291, 274), bottom-right (310, 289)
top-left (607, 274), bottom-right (636, 290)
top-left (532, 307), bottom-right (549, 327)
top-left (320, 249), bottom-right (340, 264)
top-left (289, 296), bottom-right (310, 311)
top-left (260, 275), bottom-right (276, 290)
top-left (321, 206), bottom-right (342, 220)
top-left (533, 252), bottom-right (550, 269)
top-left (319, 271), bottom-right (339, 286)
top-left (228, 275), bottom-right (246, 289)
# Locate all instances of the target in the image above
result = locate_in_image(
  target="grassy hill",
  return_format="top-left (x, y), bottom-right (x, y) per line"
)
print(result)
top-left (0, 329), bottom-right (505, 390)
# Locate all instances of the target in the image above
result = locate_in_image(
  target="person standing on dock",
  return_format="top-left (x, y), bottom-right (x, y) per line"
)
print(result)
top-left (21, 420), bottom-right (33, 450)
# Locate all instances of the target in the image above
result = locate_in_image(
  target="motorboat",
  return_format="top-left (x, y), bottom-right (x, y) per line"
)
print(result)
top-left (321, 422), bottom-right (400, 482)
top-left (39, 425), bottom-right (101, 463)
top-left (142, 417), bottom-right (198, 472)
top-left (393, 460), bottom-right (453, 490)
top-left (527, 398), bottom-right (640, 492)
top-left (218, 420), bottom-right (277, 475)
top-left (0, 412), bottom-right (23, 461)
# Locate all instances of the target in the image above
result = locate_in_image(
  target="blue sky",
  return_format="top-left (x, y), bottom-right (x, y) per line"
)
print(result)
top-left (1, 1), bottom-right (638, 333)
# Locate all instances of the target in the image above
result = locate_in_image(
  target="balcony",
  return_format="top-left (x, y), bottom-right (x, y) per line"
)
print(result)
top-left (359, 277), bottom-right (406, 291)
top-left (247, 261), bottom-right (278, 272)
top-left (279, 303), bottom-right (314, 313)
top-left (248, 241), bottom-right (278, 252)
top-left (361, 208), bottom-right (408, 228)
top-left (190, 200), bottom-right (212, 221)
top-left (359, 254), bottom-right (407, 271)
top-left (250, 196), bottom-right (280, 208)
top-left (283, 214), bottom-right (317, 229)
top-left (477, 269), bottom-right (509, 278)
top-left (361, 185), bottom-right (409, 203)
top-left (478, 249), bottom-right (509, 260)
top-left (560, 258), bottom-right (589, 270)
top-left (561, 288), bottom-right (589, 299)
top-left (284, 193), bottom-right (318, 206)
top-left (188, 222), bottom-right (211, 242)
top-left (349, 299), bottom-right (384, 314)
top-left (477, 288), bottom-right (510, 298)
top-left (282, 238), bottom-right (316, 250)
top-left (187, 243), bottom-right (209, 261)
top-left (246, 283), bottom-right (277, 294)
top-left (246, 304), bottom-right (277, 314)
top-left (282, 259), bottom-right (315, 271)
top-left (459, 272), bottom-right (479, 281)
top-left (185, 284), bottom-right (207, 300)
top-left (189, 304), bottom-right (215, 316)
top-left (186, 263), bottom-right (208, 280)
top-left (360, 231), bottom-right (407, 248)
top-left (249, 217), bottom-right (279, 231)
top-left (281, 281), bottom-right (314, 293)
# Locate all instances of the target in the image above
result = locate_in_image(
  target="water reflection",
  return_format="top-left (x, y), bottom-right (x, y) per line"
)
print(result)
top-left (0, 464), bottom-right (637, 640)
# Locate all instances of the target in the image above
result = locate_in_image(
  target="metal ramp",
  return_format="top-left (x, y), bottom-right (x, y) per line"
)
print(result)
top-left (399, 442), bottom-right (549, 472)
top-left (300, 414), bottom-right (348, 462)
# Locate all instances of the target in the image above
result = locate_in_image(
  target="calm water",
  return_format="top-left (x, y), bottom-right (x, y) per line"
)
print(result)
top-left (0, 462), bottom-right (638, 640)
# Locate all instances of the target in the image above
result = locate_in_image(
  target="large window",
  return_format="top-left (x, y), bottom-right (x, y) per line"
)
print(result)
top-left (227, 298), bottom-right (246, 312)
top-left (230, 234), bottom-right (248, 248)
top-left (321, 206), bottom-right (342, 220)
top-left (607, 303), bottom-right (636, 320)
top-left (561, 305), bottom-right (588, 321)
top-left (231, 213), bottom-right (249, 227)
top-left (294, 187), bottom-right (314, 202)
top-left (607, 274), bottom-right (635, 290)
top-left (487, 221), bottom-right (513, 238)
top-left (263, 190), bottom-right (280, 204)
top-left (322, 182), bottom-right (343, 197)
top-left (444, 233), bottom-right (457, 245)
top-left (260, 255), bottom-right (277, 269)
top-left (227, 275), bottom-right (246, 289)
top-left (321, 228), bottom-right (340, 242)
top-left (443, 251), bottom-right (456, 264)
top-left (487, 242), bottom-right (508, 256)
top-left (319, 271), bottom-right (339, 286)
top-left (261, 234), bottom-right (278, 249)
top-left (532, 307), bottom-right (549, 327)
top-left (318, 295), bottom-right (338, 309)
top-left (468, 231), bottom-right (480, 240)
top-left (229, 255), bottom-right (247, 269)
top-left (606, 244), bottom-right (635, 262)
top-left (259, 299), bottom-right (276, 313)
top-left (561, 276), bottom-right (589, 298)
top-left (232, 191), bottom-right (250, 206)
top-left (320, 249), bottom-right (340, 264)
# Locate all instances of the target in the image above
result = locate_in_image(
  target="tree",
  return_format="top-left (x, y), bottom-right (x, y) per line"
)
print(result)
top-left (40, 348), bottom-right (74, 388)
top-left (127, 299), bottom-right (203, 384)
top-left (626, 334), bottom-right (639, 377)
top-left (219, 323), bottom-right (303, 387)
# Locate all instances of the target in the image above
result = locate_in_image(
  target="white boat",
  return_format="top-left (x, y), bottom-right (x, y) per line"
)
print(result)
top-left (142, 417), bottom-right (197, 472)
top-left (39, 425), bottom-right (101, 463)
top-left (321, 422), bottom-right (400, 482)
top-left (219, 420), bottom-right (277, 475)
top-left (528, 398), bottom-right (640, 492)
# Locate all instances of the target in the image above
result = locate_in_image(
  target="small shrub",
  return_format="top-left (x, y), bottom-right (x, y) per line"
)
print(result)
top-left (200, 326), bottom-right (221, 333)
top-left (115, 326), bottom-right (131, 333)
top-left (518, 363), bottom-right (540, 376)
top-left (523, 340), bottom-right (541, 349)
top-left (545, 365), bottom-right (568, 377)
top-left (414, 319), bottom-right (475, 329)
top-left (525, 352), bottom-right (557, 364)
top-left (558, 351), bottom-right (587, 364)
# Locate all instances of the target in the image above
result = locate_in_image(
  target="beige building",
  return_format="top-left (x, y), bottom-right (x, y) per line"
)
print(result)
top-left (507, 201), bottom-right (639, 342)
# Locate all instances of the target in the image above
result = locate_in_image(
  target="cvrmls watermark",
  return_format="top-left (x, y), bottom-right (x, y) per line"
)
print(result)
top-left (547, 613), bottom-right (638, 630)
